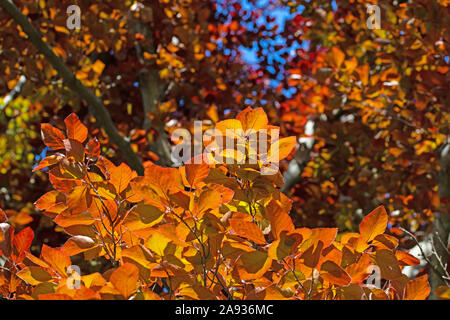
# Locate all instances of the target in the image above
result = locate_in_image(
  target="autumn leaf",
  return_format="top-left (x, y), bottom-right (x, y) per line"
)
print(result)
top-left (236, 250), bottom-right (272, 280)
top-left (374, 249), bottom-right (402, 280)
top-left (229, 219), bottom-right (266, 245)
top-left (267, 136), bottom-right (297, 162)
top-left (404, 275), bottom-right (431, 300)
top-left (330, 47), bottom-right (345, 69)
top-left (41, 123), bottom-right (66, 150)
top-left (16, 267), bottom-right (52, 285)
top-left (64, 113), bottom-right (88, 143)
top-left (359, 206), bottom-right (388, 243)
top-left (109, 163), bottom-right (137, 194)
top-left (236, 107), bottom-right (268, 132)
top-left (62, 236), bottom-right (97, 256)
top-left (321, 260), bottom-right (351, 286)
top-left (109, 263), bottom-right (140, 299)
top-left (266, 199), bottom-right (294, 239)
top-left (0, 208), bottom-right (7, 223)
top-left (32, 155), bottom-right (61, 172)
top-left (40, 244), bottom-right (71, 277)
top-left (12, 227), bottom-right (33, 258)
top-left (434, 286), bottom-right (450, 300)
top-left (184, 162), bottom-right (210, 188)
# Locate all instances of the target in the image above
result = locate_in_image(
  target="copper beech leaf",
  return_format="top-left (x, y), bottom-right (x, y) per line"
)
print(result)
top-left (320, 260), bottom-right (351, 286)
top-left (184, 162), bottom-right (210, 188)
top-left (434, 286), bottom-right (450, 300)
top-left (12, 227), bottom-right (33, 258)
top-left (33, 155), bottom-right (61, 172)
top-left (229, 219), bottom-right (266, 245)
top-left (267, 136), bottom-right (296, 162)
top-left (236, 250), bottom-right (272, 280)
top-left (359, 206), bottom-right (388, 243)
top-left (16, 267), bottom-right (53, 285)
top-left (64, 113), bottom-right (88, 143)
top-left (109, 162), bottom-right (137, 194)
top-left (236, 107), bottom-right (268, 132)
top-left (110, 263), bottom-right (140, 299)
top-left (41, 123), bottom-right (66, 150)
top-left (404, 275), bottom-right (431, 300)
top-left (40, 244), bottom-right (71, 277)
top-left (62, 236), bottom-right (97, 256)
top-left (266, 200), bottom-right (294, 239)
top-left (374, 249), bottom-right (402, 280)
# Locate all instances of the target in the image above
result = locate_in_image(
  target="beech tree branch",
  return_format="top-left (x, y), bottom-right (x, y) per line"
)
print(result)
top-left (131, 12), bottom-right (173, 167)
top-left (0, 0), bottom-right (144, 175)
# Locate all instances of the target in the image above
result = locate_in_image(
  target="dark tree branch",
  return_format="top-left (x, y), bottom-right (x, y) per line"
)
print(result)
top-left (131, 14), bottom-right (173, 167)
top-left (0, 0), bottom-right (144, 175)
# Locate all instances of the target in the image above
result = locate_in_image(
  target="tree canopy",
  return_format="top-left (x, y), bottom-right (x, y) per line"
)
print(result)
top-left (0, 0), bottom-right (448, 300)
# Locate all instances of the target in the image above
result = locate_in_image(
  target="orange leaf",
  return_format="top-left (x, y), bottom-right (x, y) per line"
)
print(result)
top-left (41, 123), bottom-right (66, 150)
top-left (62, 236), bottom-right (96, 256)
top-left (63, 139), bottom-right (85, 162)
top-left (434, 285), bottom-right (450, 300)
top-left (40, 244), bottom-right (71, 277)
top-left (236, 250), bottom-right (272, 280)
top-left (110, 263), bottom-right (139, 299)
top-left (34, 190), bottom-right (65, 211)
top-left (396, 251), bottom-right (420, 266)
top-left (0, 209), bottom-right (7, 223)
top-left (267, 136), bottom-right (296, 162)
top-left (197, 189), bottom-right (222, 214)
top-left (54, 211), bottom-right (95, 228)
top-left (268, 231), bottom-right (303, 260)
top-left (321, 260), bottom-right (351, 286)
top-left (229, 219), bottom-right (266, 245)
top-left (86, 138), bottom-right (100, 158)
top-left (345, 253), bottom-right (371, 283)
top-left (359, 206), bottom-right (388, 243)
top-left (13, 227), bottom-right (33, 257)
top-left (330, 47), bottom-right (345, 69)
top-left (266, 200), bottom-right (294, 239)
top-left (64, 113), bottom-right (88, 143)
top-left (110, 163), bottom-right (137, 194)
top-left (38, 293), bottom-right (73, 300)
top-left (66, 185), bottom-right (90, 214)
top-left (236, 107), bottom-right (268, 132)
top-left (33, 155), bottom-right (61, 172)
top-left (184, 163), bottom-right (210, 188)
top-left (405, 275), bottom-right (431, 300)
top-left (16, 266), bottom-right (52, 285)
